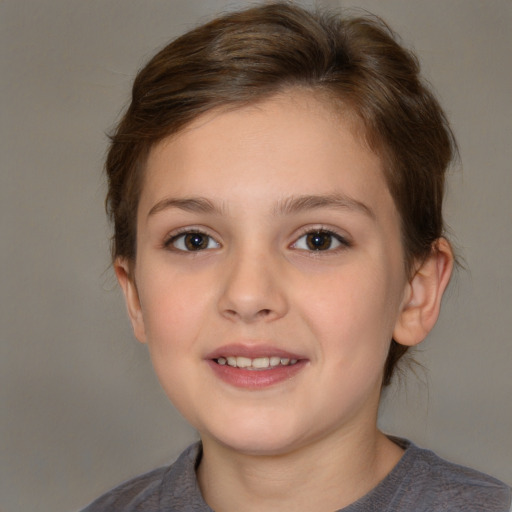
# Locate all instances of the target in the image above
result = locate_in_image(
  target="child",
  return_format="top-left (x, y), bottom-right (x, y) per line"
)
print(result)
top-left (82, 3), bottom-right (511, 511)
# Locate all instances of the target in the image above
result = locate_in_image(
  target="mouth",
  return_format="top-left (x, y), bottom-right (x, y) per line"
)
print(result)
top-left (206, 345), bottom-right (307, 389)
top-left (214, 356), bottom-right (299, 370)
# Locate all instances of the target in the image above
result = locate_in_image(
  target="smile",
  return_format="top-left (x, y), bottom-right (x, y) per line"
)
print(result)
top-left (206, 345), bottom-right (306, 389)
top-left (215, 356), bottom-right (299, 369)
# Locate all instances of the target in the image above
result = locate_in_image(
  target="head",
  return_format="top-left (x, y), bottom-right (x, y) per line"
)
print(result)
top-left (106, 2), bottom-right (456, 386)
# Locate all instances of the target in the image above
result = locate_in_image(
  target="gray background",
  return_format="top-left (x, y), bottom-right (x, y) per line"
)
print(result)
top-left (1, 1), bottom-right (511, 511)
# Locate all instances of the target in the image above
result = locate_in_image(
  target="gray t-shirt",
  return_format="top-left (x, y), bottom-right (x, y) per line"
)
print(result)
top-left (81, 438), bottom-right (511, 511)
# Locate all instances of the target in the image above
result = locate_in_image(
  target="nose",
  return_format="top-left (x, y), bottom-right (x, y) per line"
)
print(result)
top-left (217, 246), bottom-right (288, 323)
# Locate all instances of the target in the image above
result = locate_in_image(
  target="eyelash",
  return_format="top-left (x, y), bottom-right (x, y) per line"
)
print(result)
top-left (164, 228), bottom-right (220, 252)
top-left (163, 227), bottom-right (351, 253)
top-left (291, 228), bottom-right (351, 253)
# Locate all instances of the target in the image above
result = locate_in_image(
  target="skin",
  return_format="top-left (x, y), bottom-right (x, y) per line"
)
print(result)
top-left (116, 92), bottom-right (453, 511)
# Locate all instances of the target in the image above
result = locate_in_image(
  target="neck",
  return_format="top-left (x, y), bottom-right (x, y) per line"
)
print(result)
top-left (197, 427), bottom-right (403, 512)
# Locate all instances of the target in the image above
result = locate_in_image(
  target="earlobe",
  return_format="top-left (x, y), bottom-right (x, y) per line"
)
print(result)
top-left (393, 238), bottom-right (454, 347)
top-left (114, 258), bottom-right (147, 343)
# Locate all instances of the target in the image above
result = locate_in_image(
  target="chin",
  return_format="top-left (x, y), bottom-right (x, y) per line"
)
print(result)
top-left (219, 436), bottom-right (299, 457)
top-left (200, 417), bottom-right (310, 457)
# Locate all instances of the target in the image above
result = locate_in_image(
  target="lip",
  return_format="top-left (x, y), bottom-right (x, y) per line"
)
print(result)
top-left (205, 343), bottom-right (305, 361)
top-left (205, 343), bottom-right (308, 390)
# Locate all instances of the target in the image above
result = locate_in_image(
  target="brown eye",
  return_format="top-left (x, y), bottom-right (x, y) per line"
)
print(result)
top-left (184, 233), bottom-right (208, 250)
top-left (169, 231), bottom-right (219, 251)
top-left (305, 232), bottom-right (334, 250)
top-left (293, 230), bottom-right (346, 252)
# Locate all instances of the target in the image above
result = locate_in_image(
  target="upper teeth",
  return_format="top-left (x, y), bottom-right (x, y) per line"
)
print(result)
top-left (216, 356), bottom-right (298, 369)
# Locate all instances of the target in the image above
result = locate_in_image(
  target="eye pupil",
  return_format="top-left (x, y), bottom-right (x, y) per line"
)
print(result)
top-left (306, 232), bottom-right (332, 250)
top-left (185, 233), bottom-right (208, 250)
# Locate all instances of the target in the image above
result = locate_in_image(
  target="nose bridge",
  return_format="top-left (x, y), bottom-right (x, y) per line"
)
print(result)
top-left (218, 239), bottom-right (287, 323)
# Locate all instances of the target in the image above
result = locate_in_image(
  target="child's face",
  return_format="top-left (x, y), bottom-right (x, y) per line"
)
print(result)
top-left (122, 93), bottom-right (411, 455)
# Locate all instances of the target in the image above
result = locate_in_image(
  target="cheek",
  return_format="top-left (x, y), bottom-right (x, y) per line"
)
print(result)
top-left (301, 264), bottom-right (402, 358)
top-left (136, 271), bottom-right (211, 417)
top-left (137, 269), bottom-right (211, 353)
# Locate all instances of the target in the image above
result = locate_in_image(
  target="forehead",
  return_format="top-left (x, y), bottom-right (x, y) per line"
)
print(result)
top-left (141, 92), bottom-right (388, 206)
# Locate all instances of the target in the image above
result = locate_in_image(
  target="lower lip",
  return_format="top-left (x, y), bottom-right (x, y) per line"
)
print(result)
top-left (206, 360), bottom-right (307, 389)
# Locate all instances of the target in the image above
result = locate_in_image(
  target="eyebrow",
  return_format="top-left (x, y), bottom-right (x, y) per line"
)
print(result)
top-left (148, 197), bottom-right (220, 217)
top-left (147, 193), bottom-right (375, 219)
top-left (274, 194), bottom-right (375, 219)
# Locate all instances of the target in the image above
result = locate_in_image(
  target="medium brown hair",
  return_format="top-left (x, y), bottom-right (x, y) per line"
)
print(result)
top-left (105, 2), bottom-right (456, 385)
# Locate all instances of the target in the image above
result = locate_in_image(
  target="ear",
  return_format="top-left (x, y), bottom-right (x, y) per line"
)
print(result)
top-left (114, 258), bottom-right (147, 343)
top-left (393, 238), bottom-right (454, 347)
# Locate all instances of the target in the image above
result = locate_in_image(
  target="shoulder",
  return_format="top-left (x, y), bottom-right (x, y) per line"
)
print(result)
top-left (80, 443), bottom-right (208, 512)
top-left (391, 438), bottom-right (512, 512)
top-left (80, 465), bottom-right (169, 511)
